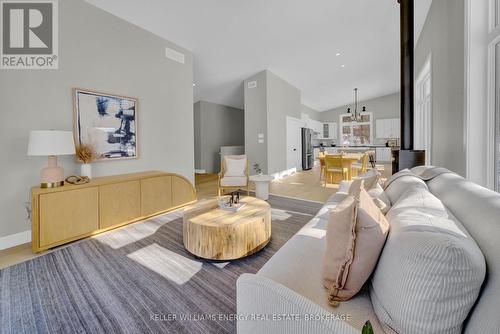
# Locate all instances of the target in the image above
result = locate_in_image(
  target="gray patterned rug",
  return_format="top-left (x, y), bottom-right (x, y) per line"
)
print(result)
top-left (0, 195), bottom-right (322, 334)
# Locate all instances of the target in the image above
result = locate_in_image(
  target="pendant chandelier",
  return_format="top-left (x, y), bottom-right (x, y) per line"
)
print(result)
top-left (347, 88), bottom-right (367, 122)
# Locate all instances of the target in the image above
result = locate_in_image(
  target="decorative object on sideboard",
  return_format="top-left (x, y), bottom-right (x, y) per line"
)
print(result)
top-left (74, 88), bottom-right (138, 161)
top-left (27, 130), bottom-right (75, 188)
top-left (253, 163), bottom-right (263, 175)
top-left (75, 144), bottom-right (97, 178)
top-left (65, 175), bottom-right (90, 185)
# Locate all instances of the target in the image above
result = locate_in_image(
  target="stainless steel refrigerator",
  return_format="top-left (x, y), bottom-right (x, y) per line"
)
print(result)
top-left (302, 128), bottom-right (313, 170)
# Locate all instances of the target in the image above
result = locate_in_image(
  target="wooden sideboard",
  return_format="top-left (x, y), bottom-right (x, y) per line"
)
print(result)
top-left (31, 171), bottom-right (197, 253)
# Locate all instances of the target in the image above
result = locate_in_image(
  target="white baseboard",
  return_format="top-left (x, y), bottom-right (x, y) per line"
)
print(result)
top-left (0, 230), bottom-right (31, 250)
top-left (195, 169), bottom-right (207, 174)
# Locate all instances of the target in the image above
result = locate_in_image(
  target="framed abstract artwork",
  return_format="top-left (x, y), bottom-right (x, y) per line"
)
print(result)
top-left (73, 89), bottom-right (138, 161)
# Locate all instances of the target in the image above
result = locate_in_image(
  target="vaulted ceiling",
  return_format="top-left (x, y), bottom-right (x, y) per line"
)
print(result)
top-left (87, 0), bottom-right (432, 111)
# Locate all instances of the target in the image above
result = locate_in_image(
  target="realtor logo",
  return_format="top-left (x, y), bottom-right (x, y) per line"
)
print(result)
top-left (1, 0), bottom-right (58, 69)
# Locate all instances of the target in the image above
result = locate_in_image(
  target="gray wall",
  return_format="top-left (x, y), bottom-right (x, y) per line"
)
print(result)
top-left (300, 104), bottom-right (321, 122)
top-left (319, 93), bottom-right (400, 146)
top-left (266, 71), bottom-right (301, 174)
top-left (194, 101), bottom-right (244, 173)
top-left (415, 0), bottom-right (466, 176)
top-left (0, 0), bottom-right (194, 241)
top-left (244, 70), bottom-right (302, 175)
top-left (244, 71), bottom-right (269, 174)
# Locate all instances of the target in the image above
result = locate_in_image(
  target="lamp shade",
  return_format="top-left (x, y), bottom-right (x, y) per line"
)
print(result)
top-left (27, 130), bottom-right (76, 156)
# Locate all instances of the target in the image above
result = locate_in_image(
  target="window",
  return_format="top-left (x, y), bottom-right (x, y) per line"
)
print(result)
top-left (496, 0), bottom-right (500, 28)
top-left (415, 56), bottom-right (432, 164)
top-left (495, 42), bottom-right (500, 191)
top-left (490, 0), bottom-right (500, 191)
top-left (339, 112), bottom-right (373, 146)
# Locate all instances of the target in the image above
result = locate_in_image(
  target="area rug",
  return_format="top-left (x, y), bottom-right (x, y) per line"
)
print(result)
top-left (0, 195), bottom-right (322, 334)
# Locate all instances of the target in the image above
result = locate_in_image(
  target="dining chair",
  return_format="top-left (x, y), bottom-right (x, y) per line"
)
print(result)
top-left (352, 153), bottom-right (369, 174)
top-left (318, 152), bottom-right (326, 181)
top-left (324, 154), bottom-right (348, 187)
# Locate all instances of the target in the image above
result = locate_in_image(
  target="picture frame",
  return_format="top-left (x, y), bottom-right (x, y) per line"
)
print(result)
top-left (73, 88), bottom-right (139, 161)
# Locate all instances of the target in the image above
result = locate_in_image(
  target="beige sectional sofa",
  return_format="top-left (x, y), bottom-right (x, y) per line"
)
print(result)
top-left (237, 167), bottom-right (499, 334)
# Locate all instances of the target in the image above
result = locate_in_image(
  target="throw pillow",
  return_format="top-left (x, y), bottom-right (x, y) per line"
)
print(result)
top-left (323, 189), bottom-right (390, 306)
top-left (355, 169), bottom-right (381, 190)
top-left (347, 178), bottom-right (364, 198)
top-left (322, 196), bottom-right (357, 306)
top-left (224, 157), bottom-right (246, 177)
top-left (367, 184), bottom-right (391, 214)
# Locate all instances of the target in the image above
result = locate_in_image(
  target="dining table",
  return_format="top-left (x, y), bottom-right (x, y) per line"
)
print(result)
top-left (318, 153), bottom-right (364, 181)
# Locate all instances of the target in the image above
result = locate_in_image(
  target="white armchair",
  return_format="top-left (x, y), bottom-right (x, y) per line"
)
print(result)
top-left (218, 155), bottom-right (249, 196)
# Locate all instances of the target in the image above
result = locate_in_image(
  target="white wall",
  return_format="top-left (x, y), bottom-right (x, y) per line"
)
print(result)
top-left (0, 0), bottom-right (194, 243)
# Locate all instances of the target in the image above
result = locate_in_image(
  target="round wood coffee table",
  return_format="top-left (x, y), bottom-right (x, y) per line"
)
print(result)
top-left (183, 197), bottom-right (271, 260)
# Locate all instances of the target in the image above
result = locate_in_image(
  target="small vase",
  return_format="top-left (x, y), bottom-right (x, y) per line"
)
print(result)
top-left (80, 163), bottom-right (92, 178)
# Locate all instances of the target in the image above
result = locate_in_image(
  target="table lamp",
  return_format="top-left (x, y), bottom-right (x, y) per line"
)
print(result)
top-left (27, 130), bottom-right (76, 188)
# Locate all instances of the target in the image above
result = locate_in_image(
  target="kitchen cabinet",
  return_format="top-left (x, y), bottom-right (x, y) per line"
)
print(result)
top-left (313, 147), bottom-right (321, 159)
top-left (321, 122), bottom-right (338, 139)
top-left (376, 118), bottom-right (400, 139)
top-left (376, 147), bottom-right (393, 162)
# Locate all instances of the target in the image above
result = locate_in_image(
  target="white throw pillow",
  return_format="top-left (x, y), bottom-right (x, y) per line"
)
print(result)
top-left (355, 169), bottom-right (381, 190)
top-left (370, 185), bottom-right (486, 334)
top-left (224, 158), bottom-right (246, 177)
top-left (367, 184), bottom-right (391, 214)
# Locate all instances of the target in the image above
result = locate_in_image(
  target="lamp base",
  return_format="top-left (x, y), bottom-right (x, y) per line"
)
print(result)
top-left (40, 156), bottom-right (65, 188)
top-left (41, 181), bottom-right (65, 188)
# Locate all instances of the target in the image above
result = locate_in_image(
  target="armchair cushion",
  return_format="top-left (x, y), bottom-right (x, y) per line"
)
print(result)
top-left (220, 176), bottom-right (247, 187)
top-left (224, 156), bottom-right (247, 177)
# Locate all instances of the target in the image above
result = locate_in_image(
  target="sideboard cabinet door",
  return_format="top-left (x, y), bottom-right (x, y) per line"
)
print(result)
top-left (141, 176), bottom-right (172, 216)
top-left (39, 187), bottom-right (99, 248)
top-left (99, 180), bottom-right (141, 229)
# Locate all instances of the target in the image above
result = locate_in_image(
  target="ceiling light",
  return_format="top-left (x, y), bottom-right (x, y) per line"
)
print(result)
top-left (341, 64), bottom-right (345, 68)
top-left (336, 53), bottom-right (341, 56)
top-left (193, 83), bottom-right (196, 87)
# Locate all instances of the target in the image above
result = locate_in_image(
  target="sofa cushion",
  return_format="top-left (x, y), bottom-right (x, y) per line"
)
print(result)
top-left (370, 185), bottom-right (486, 334)
top-left (257, 215), bottom-right (385, 332)
top-left (323, 190), bottom-right (390, 305)
top-left (384, 173), bottom-right (427, 205)
top-left (220, 176), bottom-right (247, 187)
top-left (425, 172), bottom-right (500, 334)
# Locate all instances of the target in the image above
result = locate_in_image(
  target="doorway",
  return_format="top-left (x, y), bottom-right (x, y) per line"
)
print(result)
top-left (286, 116), bottom-right (305, 171)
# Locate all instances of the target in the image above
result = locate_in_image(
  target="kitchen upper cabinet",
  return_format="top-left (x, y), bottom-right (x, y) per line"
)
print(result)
top-left (308, 119), bottom-right (323, 137)
top-left (376, 118), bottom-right (400, 139)
top-left (321, 122), bottom-right (337, 139)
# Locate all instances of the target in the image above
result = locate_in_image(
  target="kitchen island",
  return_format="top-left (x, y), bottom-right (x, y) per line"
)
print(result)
top-left (313, 146), bottom-right (398, 163)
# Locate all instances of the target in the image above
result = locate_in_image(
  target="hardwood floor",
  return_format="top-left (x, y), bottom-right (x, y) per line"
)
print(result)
top-left (196, 166), bottom-right (339, 203)
top-left (0, 164), bottom-right (391, 269)
top-left (197, 164), bottom-right (391, 203)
